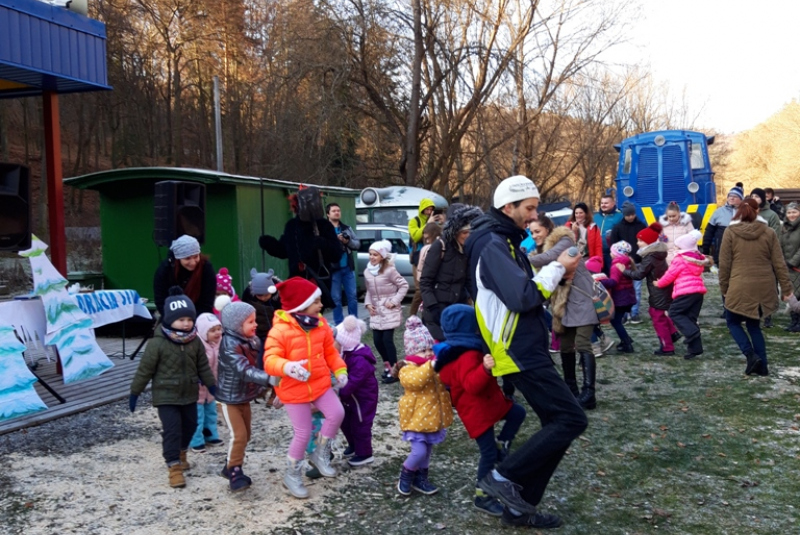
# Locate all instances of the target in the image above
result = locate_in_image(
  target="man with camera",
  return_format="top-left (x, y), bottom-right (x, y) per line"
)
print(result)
top-left (327, 203), bottom-right (360, 325)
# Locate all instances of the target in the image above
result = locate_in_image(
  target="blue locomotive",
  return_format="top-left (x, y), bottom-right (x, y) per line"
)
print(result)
top-left (615, 130), bottom-right (717, 234)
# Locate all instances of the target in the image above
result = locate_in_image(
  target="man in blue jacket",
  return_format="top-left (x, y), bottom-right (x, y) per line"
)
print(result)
top-left (465, 175), bottom-right (585, 529)
top-left (593, 194), bottom-right (623, 274)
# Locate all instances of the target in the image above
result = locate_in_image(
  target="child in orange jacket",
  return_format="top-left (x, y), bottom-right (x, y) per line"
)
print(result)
top-left (264, 277), bottom-right (348, 500)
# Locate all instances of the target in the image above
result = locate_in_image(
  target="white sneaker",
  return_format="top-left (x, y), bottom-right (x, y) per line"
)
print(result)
top-left (592, 342), bottom-right (603, 358)
top-left (600, 335), bottom-right (615, 353)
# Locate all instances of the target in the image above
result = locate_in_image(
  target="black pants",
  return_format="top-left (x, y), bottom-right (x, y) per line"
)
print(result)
top-left (157, 404), bottom-right (198, 465)
top-left (372, 328), bottom-right (397, 366)
top-left (669, 293), bottom-right (704, 354)
top-left (498, 365), bottom-right (588, 506)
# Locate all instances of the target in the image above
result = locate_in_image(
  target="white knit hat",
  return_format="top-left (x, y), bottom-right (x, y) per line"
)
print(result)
top-left (335, 315), bottom-right (367, 351)
top-left (675, 229), bottom-right (702, 252)
top-left (493, 175), bottom-right (540, 209)
top-left (369, 239), bottom-right (393, 259)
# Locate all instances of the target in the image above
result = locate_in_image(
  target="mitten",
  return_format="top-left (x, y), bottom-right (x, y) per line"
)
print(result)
top-left (208, 385), bottom-right (217, 397)
top-left (284, 360), bottom-right (310, 382)
top-left (129, 394), bottom-right (138, 413)
top-left (336, 374), bottom-right (349, 389)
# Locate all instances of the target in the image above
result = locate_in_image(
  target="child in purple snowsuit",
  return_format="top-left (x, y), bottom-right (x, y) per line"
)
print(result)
top-left (334, 315), bottom-right (379, 467)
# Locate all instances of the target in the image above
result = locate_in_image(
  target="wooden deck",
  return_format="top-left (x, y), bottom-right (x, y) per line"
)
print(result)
top-left (0, 337), bottom-right (147, 436)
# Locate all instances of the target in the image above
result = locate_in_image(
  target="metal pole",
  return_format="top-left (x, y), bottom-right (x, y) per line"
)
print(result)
top-left (214, 75), bottom-right (223, 172)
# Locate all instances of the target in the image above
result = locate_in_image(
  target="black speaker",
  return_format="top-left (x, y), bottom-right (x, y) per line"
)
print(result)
top-left (154, 181), bottom-right (206, 246)
top-left (0, 163), bottom-right (32, 252)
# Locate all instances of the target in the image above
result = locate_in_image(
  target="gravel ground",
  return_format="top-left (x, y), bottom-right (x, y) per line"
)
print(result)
top-left (0, 381), bottom-right (408, 535)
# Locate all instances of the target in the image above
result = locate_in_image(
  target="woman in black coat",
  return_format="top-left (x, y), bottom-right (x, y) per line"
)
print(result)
top-left (419, 205), bottom-right (482, 340)
top-left (153, 235), bottom-right (217, 317)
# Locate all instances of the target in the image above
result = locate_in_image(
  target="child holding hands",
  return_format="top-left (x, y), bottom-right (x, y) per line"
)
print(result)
top-left (264, 277), bottom-right (348, 499)
top-left (129, 287), bottom-right (216, 489)
top-left (216, 301), bottom-right (272, 492)
top-left (606, 241), bottom-right (637, 353)
top-left (395, 316), bottom-right (453, 496)
top-left (189, 313), bottom-right (224, 453)
top-left (434, 305), bottom-right (526, 516)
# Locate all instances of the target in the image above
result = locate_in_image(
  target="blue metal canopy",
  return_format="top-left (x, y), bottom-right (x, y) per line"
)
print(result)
top-left (0, 0), bottom-right (110, 98)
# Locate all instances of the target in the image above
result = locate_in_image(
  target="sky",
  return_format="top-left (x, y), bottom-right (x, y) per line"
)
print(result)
top-left (612, 1), bottom-right (800, 133)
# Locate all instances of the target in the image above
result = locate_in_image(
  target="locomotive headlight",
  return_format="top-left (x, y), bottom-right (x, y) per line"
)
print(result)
top-left (687, 182), bottom-right (699, 194)
top-left (623, 186), bottom-right (634, 198)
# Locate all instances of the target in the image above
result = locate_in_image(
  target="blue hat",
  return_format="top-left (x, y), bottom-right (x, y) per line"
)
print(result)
top-left (728, 186), bottom-right (744, 201)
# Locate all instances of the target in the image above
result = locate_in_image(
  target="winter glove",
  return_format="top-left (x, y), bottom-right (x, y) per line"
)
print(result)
top-left (284, 360), bottom-right (310, 382)
top-left (129, 394), bottom-right (138, 413)
top-left (208, 385), bottom-right (217, 397)
top-left (336, 374), bottom-right (349, 389)
top-left (427, 304), bottom-right (442, 322)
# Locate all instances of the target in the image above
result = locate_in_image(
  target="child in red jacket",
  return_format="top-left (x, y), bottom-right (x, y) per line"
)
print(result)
top-left (434, 304), bottom-right (526, 517)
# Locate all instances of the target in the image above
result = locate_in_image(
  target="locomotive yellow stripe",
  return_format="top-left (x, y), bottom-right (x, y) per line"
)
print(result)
top-left (641, 206), bottom-right (656, 225)
top-left (686, 204), bottom-right (698, 213)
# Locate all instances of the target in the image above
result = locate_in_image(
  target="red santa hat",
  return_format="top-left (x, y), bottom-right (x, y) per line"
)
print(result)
top-left (276, 277), bottom-right (322, 313)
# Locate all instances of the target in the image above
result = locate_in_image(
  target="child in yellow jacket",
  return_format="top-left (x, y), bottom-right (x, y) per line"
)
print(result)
top-left (263, 277), bottom-right (348, 499)
top-left (394, 315), bottom-right (453, 496)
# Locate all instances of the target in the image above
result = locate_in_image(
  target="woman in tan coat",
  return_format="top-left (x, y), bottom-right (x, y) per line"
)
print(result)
top-left (719, 198), bottom-right (792, 376)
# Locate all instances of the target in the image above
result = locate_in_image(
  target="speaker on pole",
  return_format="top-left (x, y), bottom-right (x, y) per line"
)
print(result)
top-left (154, 181), bottom-right (206, 246)
top-left (0, 163), bottom-right (32, 252)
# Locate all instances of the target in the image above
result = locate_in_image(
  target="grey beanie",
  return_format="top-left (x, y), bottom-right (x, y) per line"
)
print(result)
top-left (163, 286), bottom-right (197, 327)
top-left (170, 235), bottom-right (201, 259)
top-left (787, 202), bottom-right (800, 212)
top-left (250, 268), bottom-right (277, 295)
top-left (221, 301), bottom-right (256, 335)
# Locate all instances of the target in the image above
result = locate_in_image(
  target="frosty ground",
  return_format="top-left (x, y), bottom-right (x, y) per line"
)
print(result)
top-left (1, 275), bottom-right (799, 534)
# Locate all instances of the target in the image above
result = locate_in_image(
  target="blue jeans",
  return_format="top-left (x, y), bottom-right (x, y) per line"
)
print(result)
top-left (190, 401), bottom-right (220, 448)
top-left (632, 279), bottom-right (642, 317)
top-left (475, 402), bottom-right (527, 481)
top-left (331, 268), bottom-right (358, 325)
top-left (726, 310), bottom-right (767, 366)
top-left (499, 366), bottom-right (588, 506)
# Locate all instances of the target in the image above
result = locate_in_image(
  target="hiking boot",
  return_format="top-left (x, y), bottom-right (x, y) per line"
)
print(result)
top-left (397, 467), bottom-right (415, 496)
top-left (308, 437), bottom-right (337, 477)
top-left (284, 458), bottom-right (309, 499)
top-left (501, 507), bottom-right (563, 529)
top-left (168, 463), bottom-right (185, 488)
top-left (474, 490), bottom-right (504, 517)
top-left (411, 468), bottom-right (438, 495)
top-left (348, 455), bottom-right (374, 467)
top-left (190, 445), bottom-right (206, 453)
top-left (744, 350), bottom-right (761, 376)
top-left (757, 362), bottom-right (769, 376)
top-left (477, 471), bottom-right (538, 515)
top-left (671, 331), bottom-right (683, 343)
top-left (179, 450), bottom-right (192, 471)
top-left (228, 465), bottom-right (252, 493)
top-left (629, 314), bottom-right (642, 324)
top-left (219, 464), bottom-right (231, 479)
top-left (653, 348), bottom-right (675, 356)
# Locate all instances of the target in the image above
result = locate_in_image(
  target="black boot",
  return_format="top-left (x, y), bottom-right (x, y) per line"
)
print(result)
top-left (560, 352), bottom-right (580, 397)
top-left (763, 315), bottom-right (773, 329)
top-left (578, 351), bottom-right (596, 410)
top-left (787, 312), bottom-right (800, 333)
top-left (616, 337), bottom-right (634, 354)
top-left (744, 350), bottom-right (761, 376)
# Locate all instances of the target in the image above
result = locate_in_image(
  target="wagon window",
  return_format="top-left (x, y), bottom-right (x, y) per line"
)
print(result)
top-left (623, 148), bottom-right (632, 174)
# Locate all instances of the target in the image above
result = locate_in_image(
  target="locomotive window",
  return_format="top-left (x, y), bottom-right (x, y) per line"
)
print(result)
top-left (623, 148), bottom-right (632, 174)
top-left (690, 144), bottom-right (705, 170)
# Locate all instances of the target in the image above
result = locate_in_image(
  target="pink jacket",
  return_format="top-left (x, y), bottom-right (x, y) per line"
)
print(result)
top-left (364, 264), bottom-right (409, 330)
top-left (659, 213), bottom-right (695, 264)
top-left (656, 250), bottom-right (708, 299)
top-left (196, 313), bottom-right (221, 403)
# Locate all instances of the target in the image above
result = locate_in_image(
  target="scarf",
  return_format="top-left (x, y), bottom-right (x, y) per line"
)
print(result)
top-left (367, 262), bottom-right (381, 276)
top-left (161, 324), bottom-right (198, 344)
top-left (292, 313), bottom-right (320, 331)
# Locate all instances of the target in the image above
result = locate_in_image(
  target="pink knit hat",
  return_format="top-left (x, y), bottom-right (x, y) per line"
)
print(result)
top-left (216, 267), bottom-right (235, 297)
top-left (403, 315), bottom-right (435, 356)
top-left (610, 240), bottom-right (631, 257)
top-left (585, 255), bottom-right (604, 274)
top-left (675, 229), bottom-right (702, 252)
top-left (335, 315), bottom-right (367, 351)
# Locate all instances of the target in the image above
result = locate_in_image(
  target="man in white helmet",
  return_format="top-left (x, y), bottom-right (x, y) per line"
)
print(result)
top-left (465, 175), bottom-right (585, 529)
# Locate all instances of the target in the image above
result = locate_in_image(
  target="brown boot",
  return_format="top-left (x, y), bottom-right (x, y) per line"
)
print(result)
top-left (168, 464), bottom-right (186, 488)
top-left (179, 450), bottom-right (192, 471)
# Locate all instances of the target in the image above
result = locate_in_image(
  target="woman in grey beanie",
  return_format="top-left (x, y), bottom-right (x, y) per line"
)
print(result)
top-left (153, 234), bottom-right (217, 318)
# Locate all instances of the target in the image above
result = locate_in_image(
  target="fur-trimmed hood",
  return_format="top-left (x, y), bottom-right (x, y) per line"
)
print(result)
top-left (442, 205), bottom-right (483, 247)
top-left (542, 226), bottom-right (575, 252)
top-left (659, 212), bottom-right (693, 228)
top-left (637, 241), bottom-right (668, 258)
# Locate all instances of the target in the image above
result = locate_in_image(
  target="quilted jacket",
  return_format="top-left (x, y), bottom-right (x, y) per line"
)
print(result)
top-left (215, 328), bottom-right (270, 405)
top-left (656, 250), bottom-right (708, 299)
top-left (398, 359), bottom-right (453, 433)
